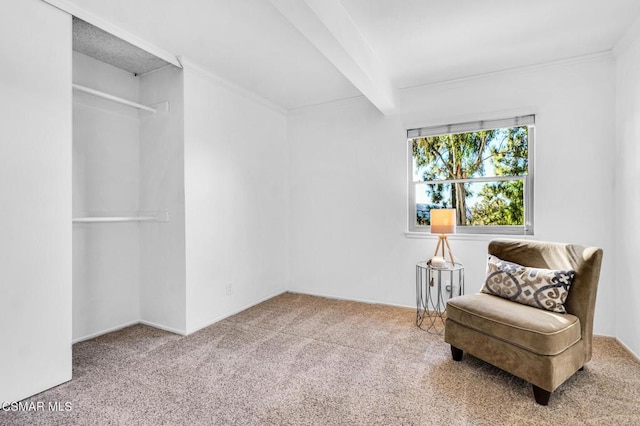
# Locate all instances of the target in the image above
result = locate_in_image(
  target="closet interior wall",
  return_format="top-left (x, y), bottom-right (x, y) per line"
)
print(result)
top-left (72, 51), bottom-right (185, 342)
top-left (138, 65), bottom-right (186, 334)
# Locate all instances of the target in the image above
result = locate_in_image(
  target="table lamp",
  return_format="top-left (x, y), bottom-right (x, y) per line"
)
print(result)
top-left (431, 208), bottom-right (456, 266)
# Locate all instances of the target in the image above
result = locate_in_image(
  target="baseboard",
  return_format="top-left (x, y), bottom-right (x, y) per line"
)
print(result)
top-left (71, 292), bottom-right (287, 343)
top-left (185, 289), bottom-right (287, 335)
top-left (614, 337), bottom-right (640, 363)
top-left (591, 334), bottom-right (640, 363)
top-left (69, 297), bottom-right (640, 366)
top-left (73, 320), bottom-right (187, 343)
top-left (287, 289), bottom-right (414, 310)
top-left (72, 320), bottom-right (141, 344)
top-left (138, 320), bottom-right (187, 336)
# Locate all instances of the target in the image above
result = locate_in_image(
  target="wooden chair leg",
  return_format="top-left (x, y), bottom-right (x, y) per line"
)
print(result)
top-left (451, 345), bottom-right (463, 361)
top-left (532, 385), bottom-right (551, 405)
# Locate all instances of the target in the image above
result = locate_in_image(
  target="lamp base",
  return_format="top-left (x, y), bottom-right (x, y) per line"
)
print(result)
top-left (433, 235), bottom-right (455, 265)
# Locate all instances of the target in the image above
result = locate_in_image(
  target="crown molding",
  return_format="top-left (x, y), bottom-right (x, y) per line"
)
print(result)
top-left (399, 51), bottom-right (614, 93)
top-left (287, 94), bottom-right (369, 116)
top-left (179, 57), bottom-right (287, 116)
top-left (290, 51), bottom-right (614, 115)
top-left (613, 13), bottom-right (640, 57)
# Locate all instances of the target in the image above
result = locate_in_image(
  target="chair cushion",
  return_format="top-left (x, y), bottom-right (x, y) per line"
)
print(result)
top-left (447, 293), bottom-right (581, 356)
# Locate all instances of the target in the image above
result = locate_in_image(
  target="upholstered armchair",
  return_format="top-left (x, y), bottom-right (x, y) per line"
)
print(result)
top-left (444, 239), bottom-right (603, 405)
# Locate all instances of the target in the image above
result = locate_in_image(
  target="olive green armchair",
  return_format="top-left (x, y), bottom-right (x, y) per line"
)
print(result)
top-left (444, 239), bottom-right (603, 405)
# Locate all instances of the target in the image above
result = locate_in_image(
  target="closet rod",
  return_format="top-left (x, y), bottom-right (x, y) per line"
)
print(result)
top-left (72, 84), bottom-right (157, 113)
top-left (73, 216), bottom-right (160, 223)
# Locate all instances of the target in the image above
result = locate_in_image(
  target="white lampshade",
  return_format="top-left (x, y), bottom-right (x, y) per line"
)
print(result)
top-left (430, 209), bottom-right (456, 234)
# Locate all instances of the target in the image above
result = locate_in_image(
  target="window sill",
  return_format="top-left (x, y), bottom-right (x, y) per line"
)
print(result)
top-left (404, 232), bottom-right (535, 241)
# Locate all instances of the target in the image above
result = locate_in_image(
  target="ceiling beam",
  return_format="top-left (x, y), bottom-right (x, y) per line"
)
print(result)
top-left (270, 0), bottom-right (397, 115)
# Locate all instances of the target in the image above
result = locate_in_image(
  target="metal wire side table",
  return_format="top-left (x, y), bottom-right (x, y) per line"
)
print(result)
top-left (416, 261), bottom-right (464, 335)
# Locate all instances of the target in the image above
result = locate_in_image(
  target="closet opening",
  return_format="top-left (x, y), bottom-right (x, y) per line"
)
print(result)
top-left (72, 17), bottom-right (186, 343)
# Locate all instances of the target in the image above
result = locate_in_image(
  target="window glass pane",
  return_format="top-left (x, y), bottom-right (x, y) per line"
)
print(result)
top-left (415, 184), bottom-right (452, 226)
top-left (465, 180), bottom-right (524, 226)
top-left (411, 126), bottom-right (529, 182)
top-left (415, 180), bottom-right (524, 226)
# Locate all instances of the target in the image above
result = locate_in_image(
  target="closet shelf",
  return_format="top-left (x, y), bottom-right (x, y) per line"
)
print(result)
top-left (72, 84), bottom-right (158, 113)
top-left (74, 216), bottom-right (156, 223)
top-left (73, 212), bottom-right (169, 223)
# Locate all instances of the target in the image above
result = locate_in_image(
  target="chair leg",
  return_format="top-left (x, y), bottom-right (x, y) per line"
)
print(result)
top-left (532, 385), bottom-right (551, 405)
top-left (451, 345), bottom-right (463, 361)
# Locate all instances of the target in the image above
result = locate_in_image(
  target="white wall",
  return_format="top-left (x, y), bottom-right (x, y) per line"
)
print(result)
top-left (139, 65), bottom-right (187, 334)
top-left (288, 55), bottom-right (617, 336)
top-left (72, 52), bottom-right (141, 341)
top-left (0, 0), bottom-right (72, 402)
top-left (182, 62), bottom-right (288, 333)
top-left (614, 34), bottom-right (640, 357)
top-left (288, 100), bottom-right (410, 304)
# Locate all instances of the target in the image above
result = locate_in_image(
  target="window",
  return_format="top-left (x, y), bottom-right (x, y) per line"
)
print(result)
top-left (407, 115), bottom-right (534, 235)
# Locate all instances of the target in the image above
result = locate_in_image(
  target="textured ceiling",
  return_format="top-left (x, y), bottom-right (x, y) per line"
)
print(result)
top-left (72, 17), bottom-right (171, 75)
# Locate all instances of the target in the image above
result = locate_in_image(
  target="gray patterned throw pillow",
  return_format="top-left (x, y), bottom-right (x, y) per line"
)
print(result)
top-left (480, 255), bottom-right (576, 313)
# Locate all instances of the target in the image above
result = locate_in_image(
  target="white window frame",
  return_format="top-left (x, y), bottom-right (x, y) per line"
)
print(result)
top-left (407, 115), bottom-right (535, 235)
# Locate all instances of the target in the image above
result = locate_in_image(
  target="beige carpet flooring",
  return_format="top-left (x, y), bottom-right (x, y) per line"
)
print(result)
top-left (2, 292), bottom-right (640, 425)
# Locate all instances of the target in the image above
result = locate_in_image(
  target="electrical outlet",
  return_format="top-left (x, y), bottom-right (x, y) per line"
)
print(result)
top-left (225, 282), bottom-right (233, 295)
